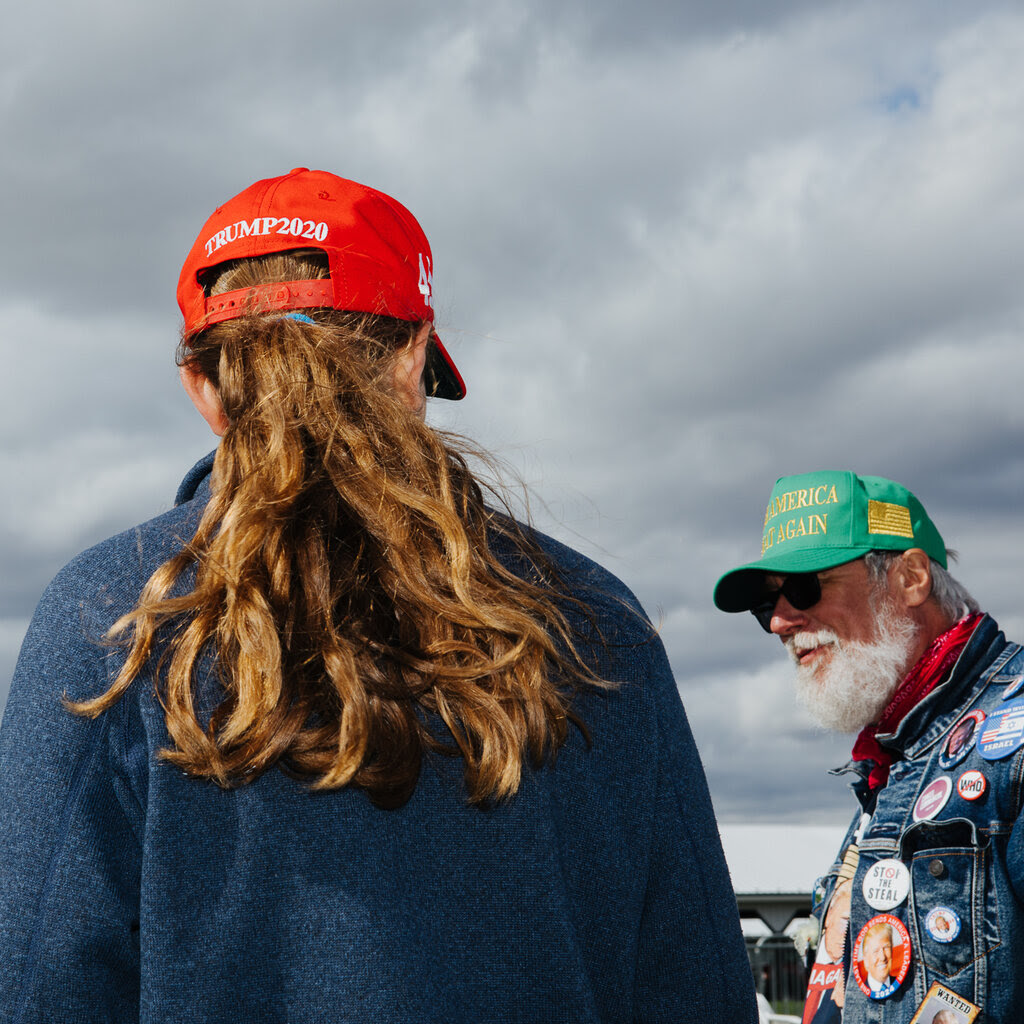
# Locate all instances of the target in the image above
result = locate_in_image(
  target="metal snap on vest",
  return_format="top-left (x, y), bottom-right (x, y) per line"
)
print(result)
top-left (928, 859), bottom-right (945, 878)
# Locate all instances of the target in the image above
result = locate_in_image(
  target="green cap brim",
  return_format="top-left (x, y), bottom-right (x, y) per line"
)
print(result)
top-left (713, 547), bottom-right (869, 612)
top-left (712, 470), bottom-right (947, 614)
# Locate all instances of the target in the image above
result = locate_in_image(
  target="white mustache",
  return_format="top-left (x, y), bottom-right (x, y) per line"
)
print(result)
top-left (784, 630), bottom-right (840, 663)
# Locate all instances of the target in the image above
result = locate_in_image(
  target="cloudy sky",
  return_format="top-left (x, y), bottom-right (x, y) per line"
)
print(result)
top-left (3, 0), bottom-right (1023, 826)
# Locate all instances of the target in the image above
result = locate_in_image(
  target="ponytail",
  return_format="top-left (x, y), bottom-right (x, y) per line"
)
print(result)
top-left (70, 254), bottom-right (609, 807)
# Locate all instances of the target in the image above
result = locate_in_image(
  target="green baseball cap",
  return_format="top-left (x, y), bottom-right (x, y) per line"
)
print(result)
top-left (713, 470), bottom-right (947, 612)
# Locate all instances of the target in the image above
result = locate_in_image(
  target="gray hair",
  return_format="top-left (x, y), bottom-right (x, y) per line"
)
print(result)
top-left (864, 551), bottom-right (979, 622)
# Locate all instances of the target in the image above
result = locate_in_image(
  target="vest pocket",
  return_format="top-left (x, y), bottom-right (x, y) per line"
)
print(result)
top-left (901, 817), bottom-right (996, 978)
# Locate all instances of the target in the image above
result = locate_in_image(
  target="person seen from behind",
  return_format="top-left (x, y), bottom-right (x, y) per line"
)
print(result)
top-left (0, 168), bottom-right (756, 1023)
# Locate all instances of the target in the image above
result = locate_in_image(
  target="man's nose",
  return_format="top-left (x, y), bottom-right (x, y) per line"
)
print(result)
top-left (769, 593), bottom-right (809, 636)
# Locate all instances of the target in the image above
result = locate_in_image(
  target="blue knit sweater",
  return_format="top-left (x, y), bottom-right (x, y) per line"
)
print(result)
top-left (0, 455), bottom-right (755, 1023)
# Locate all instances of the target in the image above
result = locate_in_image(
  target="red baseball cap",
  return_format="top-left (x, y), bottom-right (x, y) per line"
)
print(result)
top-left (176, 167), bottom-right (465, 400)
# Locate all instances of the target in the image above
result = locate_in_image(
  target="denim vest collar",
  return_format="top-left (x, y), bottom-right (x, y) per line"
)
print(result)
top-left (830, 615), bottom-right (1014, 782)
top-left (879, 615), bottom-right (1012, 759)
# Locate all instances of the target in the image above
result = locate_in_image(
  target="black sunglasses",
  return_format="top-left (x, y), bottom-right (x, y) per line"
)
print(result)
top-left (750, 573), bottom-right (823, 632)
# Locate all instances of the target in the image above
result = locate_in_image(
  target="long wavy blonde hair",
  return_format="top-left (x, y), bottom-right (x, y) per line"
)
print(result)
top-left (70, 253), bottom-right (609, 807)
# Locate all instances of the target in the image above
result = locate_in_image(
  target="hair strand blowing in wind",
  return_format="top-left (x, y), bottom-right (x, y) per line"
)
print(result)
top-left (68, 253), bottom-right (613, 808)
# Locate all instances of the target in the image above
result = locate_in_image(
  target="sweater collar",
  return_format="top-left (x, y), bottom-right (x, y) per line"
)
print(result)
top-left (175, 450), bottom-right (216, 506)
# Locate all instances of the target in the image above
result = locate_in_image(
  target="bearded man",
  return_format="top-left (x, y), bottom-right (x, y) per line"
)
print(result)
top-left (714, 471), bottom-right (1022, 1024)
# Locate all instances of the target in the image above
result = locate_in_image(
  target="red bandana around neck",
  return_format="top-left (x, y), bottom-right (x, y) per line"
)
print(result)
top-left (852, 613), bottom-right (983, 790)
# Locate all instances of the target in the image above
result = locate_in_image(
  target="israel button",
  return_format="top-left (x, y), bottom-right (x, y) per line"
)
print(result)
top-left (978, 698), bottom-right (1024, 761)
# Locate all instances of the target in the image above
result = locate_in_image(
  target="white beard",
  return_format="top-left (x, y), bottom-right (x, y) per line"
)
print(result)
top-left (787, 602), bottom-right (921, 733)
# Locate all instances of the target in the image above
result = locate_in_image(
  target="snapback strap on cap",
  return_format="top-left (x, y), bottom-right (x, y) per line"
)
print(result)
top-left (202, 280), bottom-right (335, 328)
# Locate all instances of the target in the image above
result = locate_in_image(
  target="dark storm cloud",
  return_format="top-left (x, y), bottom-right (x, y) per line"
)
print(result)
top-left (3, 0), bottom-right (1024, 826)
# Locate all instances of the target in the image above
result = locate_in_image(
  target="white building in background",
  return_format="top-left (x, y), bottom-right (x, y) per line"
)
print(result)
top-left (720, 823), bottom-right (845, 933)
top-left (718, 823), bottom-right (847, 1017)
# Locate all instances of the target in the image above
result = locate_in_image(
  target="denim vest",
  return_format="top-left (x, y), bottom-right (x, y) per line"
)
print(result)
top-left (813, 616), bottom-right (1024, 1023)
